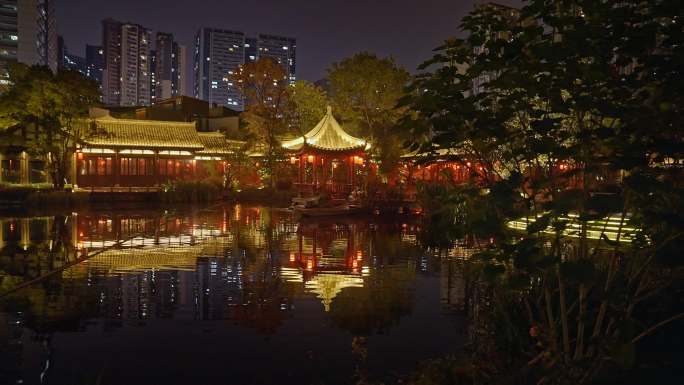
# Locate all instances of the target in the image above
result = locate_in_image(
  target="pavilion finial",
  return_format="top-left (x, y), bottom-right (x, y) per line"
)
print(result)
top-left (326, 105), bottom-right (332, 115)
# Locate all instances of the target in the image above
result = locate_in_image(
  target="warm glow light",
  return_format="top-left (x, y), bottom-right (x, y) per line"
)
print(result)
top-left (307, 155), bottom-right (314, 163)
top-left (290, 156), bottom-right (297, 164)
top-left (289, 252), bottom-right (295, 262)
top-left (306, 260), bottom-right (314, 270)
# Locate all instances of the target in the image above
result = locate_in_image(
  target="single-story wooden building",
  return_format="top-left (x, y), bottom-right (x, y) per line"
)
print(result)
top-left (73, 116), bottom-right (245, 191)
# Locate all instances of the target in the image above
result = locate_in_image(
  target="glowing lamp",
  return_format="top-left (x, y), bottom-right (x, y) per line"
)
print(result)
top-left (306, 260), bottom-right (314, 270)
top-left (307, 155), bottom-right (314, 163)
top-left (77, 152), bottom-right (84, 160)
top-left (290, 156), bottom-right (297, 164)
top-left (289, 252), bottom-right (295, 262)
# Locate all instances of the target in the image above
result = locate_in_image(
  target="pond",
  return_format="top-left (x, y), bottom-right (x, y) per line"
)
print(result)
top-left (0, 204), bottom-right (475, 385)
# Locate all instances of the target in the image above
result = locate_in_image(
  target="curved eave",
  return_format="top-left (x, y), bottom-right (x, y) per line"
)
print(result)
top-left (82, 141), bottom-right (204, 151)
top-left (195, 150), bottom-right (234, 157)
top-left (283, 142), bottom-right (368, 154)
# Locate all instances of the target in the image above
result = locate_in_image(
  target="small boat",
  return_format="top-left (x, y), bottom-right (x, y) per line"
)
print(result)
top-left (294, 204), bottom-right (364, 217)
top-left (291, 195), bottom-right (320, 208)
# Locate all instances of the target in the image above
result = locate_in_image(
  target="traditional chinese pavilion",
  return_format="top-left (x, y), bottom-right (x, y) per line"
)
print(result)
top-left (281, 106), bottom-right (369, 197)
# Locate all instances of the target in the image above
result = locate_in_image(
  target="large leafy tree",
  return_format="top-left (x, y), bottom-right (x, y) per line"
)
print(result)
top-left (0, 64), bottom-right (100, 189)
top-left (288, 80), bottom-right (328, 134)
top-left (328, 52), bottom-right (410, 174)
top-left (402, 0), bottom-right (683, 383)
top-left (231, 57), bottom-right (292, 188)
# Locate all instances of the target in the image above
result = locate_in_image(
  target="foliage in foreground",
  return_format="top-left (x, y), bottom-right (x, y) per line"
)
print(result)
top-left (401, 0), bottom-right (683, 384)
top-left (0, 63), bottom-right (101, 189)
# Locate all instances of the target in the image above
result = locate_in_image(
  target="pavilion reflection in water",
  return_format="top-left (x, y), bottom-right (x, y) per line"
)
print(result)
top-left (1, 207), bottom-right (391, 315)
top-left (0, 206), bottom-right (479, 331)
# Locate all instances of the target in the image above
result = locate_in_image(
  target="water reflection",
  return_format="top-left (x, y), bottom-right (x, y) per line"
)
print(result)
top-left (0, 205), bottom-right (477, 385)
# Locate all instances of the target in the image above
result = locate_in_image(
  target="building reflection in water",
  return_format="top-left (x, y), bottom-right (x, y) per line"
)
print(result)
top-left (0, 206), bottom-right (478, 321)
top-left (0, 205), bottom-right (476, 384)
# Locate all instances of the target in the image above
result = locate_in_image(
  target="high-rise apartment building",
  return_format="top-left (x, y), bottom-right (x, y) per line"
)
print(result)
top-left (175, 44), bottom-right (187, 97)
top-left (154, 32), bottom-right (185, 101)
top-left (57, 35), bottom-right (86, 75)
top-left (256, 34), bottom-right (296, 84)
top-left (102, 18), bottom-right (151, 106)
top-left (193, 28), bottom-right (296, 110)
top-left (64, 52), bottom-right (86, 74)
top-left (155, 32), bottom-right (171, 101)
top-left (244, 37), bottom-right (257, 64)
top-left (85, 44), bottom-right (104, 86)
top-left (149, 49), bottom-right (156, 102)
top-left (194, 28), bottom-right (244, 109)
top-left (0, 0), bottom-right (58, 82)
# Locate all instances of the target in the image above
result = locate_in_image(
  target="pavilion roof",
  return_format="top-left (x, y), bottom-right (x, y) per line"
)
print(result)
top-left (281, 106), bottom-right (369, 153)
top-left (81, 116), bottom-right (204, 150)
top-left (196, 132), bottom-right (246, 156)
top-left (305, 273), bottom-right (365, 312)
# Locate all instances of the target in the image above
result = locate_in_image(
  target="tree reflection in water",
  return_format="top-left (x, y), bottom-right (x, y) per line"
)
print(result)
top-left (0, 204), bottom-right (470, 385)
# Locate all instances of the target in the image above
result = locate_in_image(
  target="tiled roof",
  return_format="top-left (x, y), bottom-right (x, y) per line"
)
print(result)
top-left (197, 132), bottom-right (246, 155)
top-left (82, 116), bottom-right (204, 150)
top-left (281, 106), bottom-right (369, 153)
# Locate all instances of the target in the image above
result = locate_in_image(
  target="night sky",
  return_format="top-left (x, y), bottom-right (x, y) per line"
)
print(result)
top-left (58, 0), bottom-right (521, 82)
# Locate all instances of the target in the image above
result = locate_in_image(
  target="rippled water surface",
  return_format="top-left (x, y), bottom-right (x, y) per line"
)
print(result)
top-left (0, 204), bottom-right (473, 385)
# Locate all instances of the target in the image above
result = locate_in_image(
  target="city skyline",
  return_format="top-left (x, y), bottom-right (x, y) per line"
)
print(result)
top-left (57, 0), bottom-right (521, 82)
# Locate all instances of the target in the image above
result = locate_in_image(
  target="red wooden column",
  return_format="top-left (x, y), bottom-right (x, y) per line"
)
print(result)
top-left (312, 154), bottom-right (317, 191)
top-left (298, 154), bottom-right (304, 195)
top-left (114, 150), bottom-right (120, 187)
top-left (154, 151), bottom-right (160, 186)
top-left (322, 156), bottom-right (329, 193)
